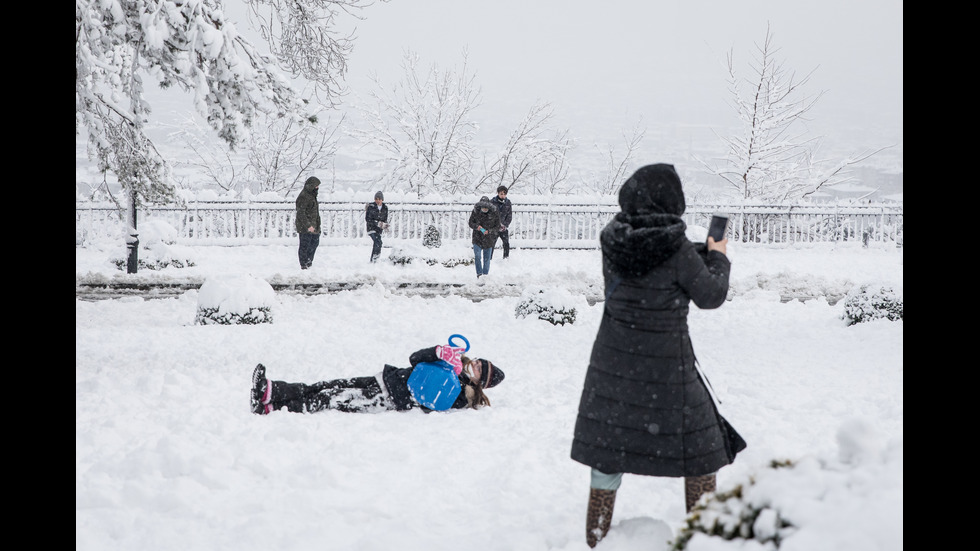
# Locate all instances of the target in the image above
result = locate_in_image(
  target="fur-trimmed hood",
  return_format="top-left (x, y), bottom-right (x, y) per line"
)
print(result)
top-left (601, 164), bottom-right (689, 278)
top-left (600, 213), bottom-right (687, 278)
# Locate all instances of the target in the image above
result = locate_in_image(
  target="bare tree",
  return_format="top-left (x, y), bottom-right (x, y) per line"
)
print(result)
top-left (700, 24), bottom-right (887, 202)
top-left (173, 117), bottom-right (250, 194)
top-left (349, 50), bottom-right (481, 198)
top-left (247, 113), bottom-right (346, 195)
top-left (476, 102), bottom-right (572, 195)
top-left (537, 132), bottom-right (573, 194)
top-left (172, 111), bottom-right (344, 196)
top-left (583, 120), bottom-right (646, 195)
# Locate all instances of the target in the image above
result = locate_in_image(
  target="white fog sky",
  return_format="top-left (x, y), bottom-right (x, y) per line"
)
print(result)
top-left (125, 0), bottom-right (902, 188)
top-left (339, 0), bottom-right (903, 151)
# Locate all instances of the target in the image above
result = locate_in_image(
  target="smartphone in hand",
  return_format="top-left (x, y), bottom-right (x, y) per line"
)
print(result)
top-left (707, 213), bottom-right (730, 243)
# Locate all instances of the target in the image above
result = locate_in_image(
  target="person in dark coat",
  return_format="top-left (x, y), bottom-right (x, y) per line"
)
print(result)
top-left (468, 196), bottom-right (500, 279)
top-left (365, 191), bottom-right (389, 262)
top-left (490, 185), bottom-right (513, 259)
top-left (294, 176), bottom-right (321, 269)
top-left (569, 163), bottom-right (746, 547)
top-left (249, 345), bottom-right (505, 414)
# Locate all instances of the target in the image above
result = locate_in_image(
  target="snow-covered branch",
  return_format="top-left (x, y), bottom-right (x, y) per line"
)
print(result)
top-left (347, 50), bottom-right (481, 198)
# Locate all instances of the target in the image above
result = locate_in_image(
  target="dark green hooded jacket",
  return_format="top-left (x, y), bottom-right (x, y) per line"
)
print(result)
top-left (295, 177), bottom-right (321, 233)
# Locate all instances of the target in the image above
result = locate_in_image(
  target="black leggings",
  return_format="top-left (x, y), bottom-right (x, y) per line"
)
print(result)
top-left (269, 376), bottom-right (393, 413)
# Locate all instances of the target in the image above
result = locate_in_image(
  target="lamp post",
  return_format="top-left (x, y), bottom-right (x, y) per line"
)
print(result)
top-left (126, 193), bottom-right (139, 274)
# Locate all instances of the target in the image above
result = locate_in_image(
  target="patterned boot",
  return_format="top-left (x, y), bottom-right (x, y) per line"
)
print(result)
top-left (586, 488), bottom-right (616, 548)
top-left (684, 473), bottom-right (717, 513)
top-left (250, 364), bottom-right (272, 415)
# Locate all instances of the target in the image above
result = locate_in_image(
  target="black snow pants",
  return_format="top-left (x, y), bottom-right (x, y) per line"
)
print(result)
top-left (269, 376), bottom-right (394, 413)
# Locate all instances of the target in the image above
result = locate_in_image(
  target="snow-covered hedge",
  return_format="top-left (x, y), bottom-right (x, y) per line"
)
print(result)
top-left (387, 243), bottom-right (473, 268)
top-left (841, 284), bottom-right (903, 326)
top-left (671, 460), bottom-right (797, 550)
top-left (515, 287), bottom-right (585, 326)
top-left (195, 274), bottom-right (276, 325)
top-left (110, 219), bottom-right (197, 271)
top-left (672, 419), bottom-right (902, 550)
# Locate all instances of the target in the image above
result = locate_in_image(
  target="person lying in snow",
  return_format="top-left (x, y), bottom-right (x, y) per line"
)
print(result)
top-left (250, 345), bottom-right (505, 414)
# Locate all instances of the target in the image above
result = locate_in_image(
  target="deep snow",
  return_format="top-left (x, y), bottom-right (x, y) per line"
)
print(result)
top-left (76, 232), bottom-right (902, 551)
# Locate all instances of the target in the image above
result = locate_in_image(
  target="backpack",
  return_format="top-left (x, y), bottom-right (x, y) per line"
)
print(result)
top-left (406, 360), bottom-right (461, 411)
top-left (406, 334), bottom-right (470, 411)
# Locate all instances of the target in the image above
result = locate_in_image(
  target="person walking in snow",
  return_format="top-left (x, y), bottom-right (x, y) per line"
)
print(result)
top-left (294, 176), bottom-right (321, 269)
top-left (250, 345), bottom-right (505, 414)
top-left (468, 196), bottom-right (500, 279)
top-left (569, 163), bottom-right (746, 548)
top-left (365, 191), bottom-right (389, 263)
top-left (490, 185), bottom-right (513, 259)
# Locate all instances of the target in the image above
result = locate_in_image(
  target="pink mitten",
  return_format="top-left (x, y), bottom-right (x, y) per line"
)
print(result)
top-left (436, 345), bottom-right (465, 375)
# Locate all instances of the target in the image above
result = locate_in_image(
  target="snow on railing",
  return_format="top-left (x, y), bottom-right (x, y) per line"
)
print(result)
top-left (76, 200), bottom-right (904, 247)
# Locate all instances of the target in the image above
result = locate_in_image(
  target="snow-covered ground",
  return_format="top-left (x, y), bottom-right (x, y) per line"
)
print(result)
top-left (76, 237), bottom-right (903, 550)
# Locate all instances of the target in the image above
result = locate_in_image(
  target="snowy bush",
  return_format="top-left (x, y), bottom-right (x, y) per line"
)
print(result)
top-left (195, 274), bottom-right (276, 325)
top-left (841, 284), bottom-right (902, 326)
top-left (671, 460), bottom-right (797, 550)
top-left (672, 420), bottom-right (901, 550)
top-left (112, 242), bottom-right (199, 271)
top-left (515, 287), bottom-right (585, 326)
top-left (423, 225), bottom-right (442, 248)
top-left (110, 219), bottom-right (197, 271)
top-left (388, 244), bottom-right (472, 267)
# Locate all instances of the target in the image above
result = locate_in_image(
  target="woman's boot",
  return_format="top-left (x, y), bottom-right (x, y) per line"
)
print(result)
top-left (586, 488), bottom-right (616, 548)
top-left (684, 473), bottom-right (717, 513)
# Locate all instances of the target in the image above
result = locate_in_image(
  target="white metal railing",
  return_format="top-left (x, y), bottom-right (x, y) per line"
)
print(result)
top-left (76, 200), bottom-right (904, 247)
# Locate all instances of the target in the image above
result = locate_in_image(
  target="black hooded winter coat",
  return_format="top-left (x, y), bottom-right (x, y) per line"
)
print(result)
top-left (570, 164), bottom-right (744, 477)
top-left (468, 196), bottom-right (500, 249)
top-left (295, 177), bottom-right (321, 233)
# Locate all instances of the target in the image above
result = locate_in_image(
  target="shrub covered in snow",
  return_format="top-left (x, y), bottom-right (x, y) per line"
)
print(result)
top-left (388, 244), bottom-right (472, 268)
top-left (423, 225), bottom-right (442, 248)
top-left (671, 460), bottom-right (797, 550)
top-left (195, 274), bottom-right (276, 325)
top-left (515, 287), bottom-right (585, 326)
top-left (110, 219), bottom-right (197, 271)
top-left (841, 284), bottom-right (903, 326)
top-left (671, 419), bottom-right (902, 551)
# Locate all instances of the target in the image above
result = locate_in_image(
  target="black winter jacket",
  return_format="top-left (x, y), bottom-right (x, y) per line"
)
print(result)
top-left (365, 202), bottom-right (389, 233)
top-left (570, 210), bottom-right (742, 477)
top-left (295, 179), bottom-right (321, 233)
top-left (381, 346), bottom-right (493, 411)
top-left (490, 195), bottom-right (512, 229)
top-left (468, 197), bottom-right (500, 249)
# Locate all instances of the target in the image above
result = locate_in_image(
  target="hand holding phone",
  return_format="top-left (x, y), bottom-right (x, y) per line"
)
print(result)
top-left (707, 213), bottom-right (729, 243)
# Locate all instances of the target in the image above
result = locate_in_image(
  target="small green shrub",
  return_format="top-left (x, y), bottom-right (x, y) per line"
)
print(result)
top-left (423, 225), bottom-right (442, 248)
top-left (194, 275), bottom-right (276, 325)
top-left (515, 288), bottom-right (579, 326)
top-left (112, 257), bottom-right (197, 271)
top-left (842, 284), bottom-right (903, 326)
top-left (111, 241), bottom-right (197, 271)
top-left (387, 246), bottom-right (472, 268)
top-left (194, 307), bottom-right (273, 325)
top-left (671, 460), bottom-right (796, 550)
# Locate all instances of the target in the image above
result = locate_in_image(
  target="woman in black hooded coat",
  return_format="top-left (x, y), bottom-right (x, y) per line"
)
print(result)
top-left (569, 163), bottom-right (746, 547)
